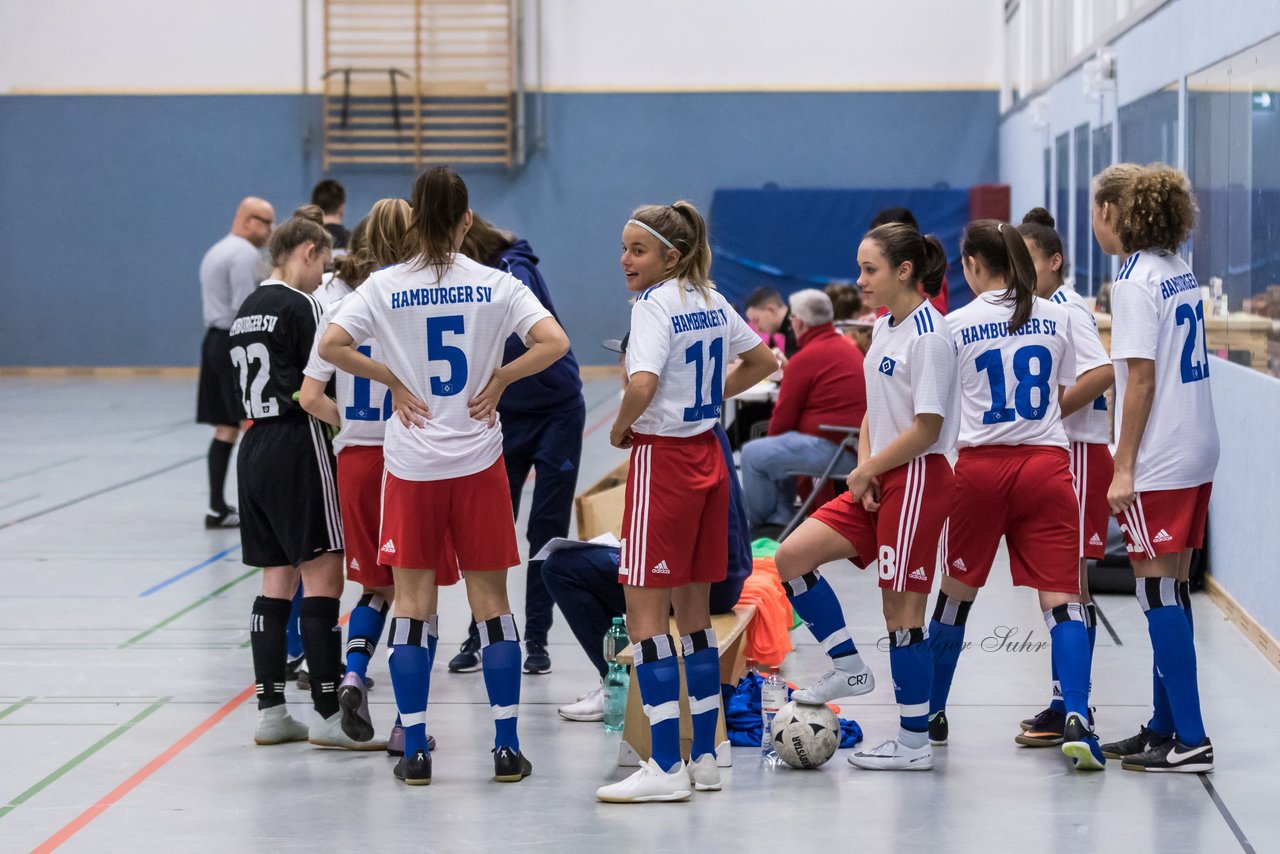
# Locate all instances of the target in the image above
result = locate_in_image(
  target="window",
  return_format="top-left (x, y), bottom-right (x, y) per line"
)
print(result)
top-left (1188, 35), bottom-right (1280, 377)
top-left (1074, 123), bottom-right (1092, 295)
top-left (1091, 124), bottom-right (1114, 300)
top-left (1118, 85), bottom-right (1179, 164)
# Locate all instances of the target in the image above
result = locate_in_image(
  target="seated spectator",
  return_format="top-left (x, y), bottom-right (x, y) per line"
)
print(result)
top-left (547, 424), bottom-right (751, 722)
top-left (825, 283), bottom-right (863, 321)
top-left (745, 287), bottom-right (800, 362)
top-left (739, 289), bottom-right (867, 537)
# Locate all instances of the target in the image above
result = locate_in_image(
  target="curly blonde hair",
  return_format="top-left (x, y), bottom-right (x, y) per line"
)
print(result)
top-left (1093, 163), bottom-right (1197, 253)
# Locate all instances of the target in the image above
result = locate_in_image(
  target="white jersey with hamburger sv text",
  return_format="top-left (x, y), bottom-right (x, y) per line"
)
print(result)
top-left (330, 254), bottom-right (551, 481)
top-left (1050, 283), bottom-right (1112, 445)
top-left (864, 301), bottom-right (959, 458)
top-left (1109, 249), bottom-right (1219, 491)
top-left (948, 290), bottom-right (1075, 450)
top-left (626, 280), bottom-right (763, 438)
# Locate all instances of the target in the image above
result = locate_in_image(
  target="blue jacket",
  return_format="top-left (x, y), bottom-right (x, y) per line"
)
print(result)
top-left (494, 239), bottom-right (583, 414)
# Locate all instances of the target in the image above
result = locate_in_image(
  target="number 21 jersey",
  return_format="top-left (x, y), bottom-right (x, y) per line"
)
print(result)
top-left (1110, 250), bottom-right (1219, 491)
top-left (626, 280), bottom-right (763, 438)
top-left (947, 290), bottom-right (1075, 449)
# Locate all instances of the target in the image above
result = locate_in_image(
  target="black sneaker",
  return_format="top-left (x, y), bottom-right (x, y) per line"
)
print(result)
top-left (205, 508), bottom-right (240, 529)
top-left (295, 665), bottom-right (310, 691)
top-left (448, 635), bottom-right (482, 673)
top-left (1121, 736), bottom-right (1213, 773)
top-left (393, 749), bottom-right (432, 785)
top-left (1102, 725), bottom-right (1173, 760)
top-left (523, 641), bottom-right (552, 675)
top-left (1060, 713), bottom-right (1106, 771)
top-left (1016, 708), bottom-right (1065, 746)
top-left (928, 710), bottom-right (948, 746)
top-left (493, 746), bottom-right (533, 782)
top-left (1021, 705), bottom-right (1095, 732)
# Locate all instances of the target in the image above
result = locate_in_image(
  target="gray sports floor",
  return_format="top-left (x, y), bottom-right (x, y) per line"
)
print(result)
top-left (1, 376), bottom-right (1275, 853)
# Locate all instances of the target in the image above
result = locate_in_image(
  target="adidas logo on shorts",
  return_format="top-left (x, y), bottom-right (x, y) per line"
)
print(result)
top-left (651, 560), bottom-right (670, 575)
top-left (1153, 529), bottom-right (1174, 543)
top-left (380, 539), bottom-right (397, 554)
top-left (908, 567), bottom-right (928, 581)
top-left (1089, 533), bottom-right (1104, 546)
top-left (350, 558), bottom-right (361, 571)
top-left (951, 558), bottom-right (968, 572)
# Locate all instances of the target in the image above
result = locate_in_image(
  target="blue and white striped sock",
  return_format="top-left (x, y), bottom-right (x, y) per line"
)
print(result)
top-left (479, 614), bottom-right (521, 752)
top-left (388, 616), bottom-right (434, 756)
top-left (636, 634), bottom-right (682, 773)
top-left (889, 627), bottom-right (931, 749)
top-left (681, 628), bottom-right (720, 762)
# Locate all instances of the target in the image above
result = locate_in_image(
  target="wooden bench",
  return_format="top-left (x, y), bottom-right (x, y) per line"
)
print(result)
top-left (614, 604), bottom-right (757, 767)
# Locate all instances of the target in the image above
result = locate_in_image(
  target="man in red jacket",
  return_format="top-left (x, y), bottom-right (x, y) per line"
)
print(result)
top-left (739, 289), bottom-right (867, 537)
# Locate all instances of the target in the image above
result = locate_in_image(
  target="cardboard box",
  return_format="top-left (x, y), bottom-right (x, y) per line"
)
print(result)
top-left (574, 458), bottom-right (629, 540)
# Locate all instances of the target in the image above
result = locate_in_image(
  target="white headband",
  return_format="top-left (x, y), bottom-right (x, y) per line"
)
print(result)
top-left (627, 219), bottom-right (675, 251)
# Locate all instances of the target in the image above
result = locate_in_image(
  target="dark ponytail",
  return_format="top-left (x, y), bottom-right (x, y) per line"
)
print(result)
top-left (864, 223), bottom-right (948, 297)
top-left (961, 219), bottom-right (1038, 333)
top-left (410, 166), bottom-right (469, 279)
top-left (1017, 207), bottom-right (1066, 286)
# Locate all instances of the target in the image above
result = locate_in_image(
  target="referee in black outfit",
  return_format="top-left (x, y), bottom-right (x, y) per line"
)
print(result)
top-left (197, 196), bottom-right (274, 528)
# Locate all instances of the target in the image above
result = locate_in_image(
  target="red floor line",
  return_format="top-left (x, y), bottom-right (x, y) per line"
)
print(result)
top-left (33, 612), bottom-right (354, 853)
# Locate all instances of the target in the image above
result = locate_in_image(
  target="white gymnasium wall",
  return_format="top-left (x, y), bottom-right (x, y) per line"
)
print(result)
top-left (0, 0), bottom-right (1001, 94)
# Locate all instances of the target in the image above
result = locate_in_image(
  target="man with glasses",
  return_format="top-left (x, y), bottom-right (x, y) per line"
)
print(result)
top-left (197, 196), bottom-right (274, 528)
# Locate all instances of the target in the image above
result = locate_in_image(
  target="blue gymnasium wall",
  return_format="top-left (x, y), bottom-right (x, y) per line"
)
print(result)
top-left (1207, 358), bottom-right (1280, 640)
top-left (0, 91), bottom-right (999, 366)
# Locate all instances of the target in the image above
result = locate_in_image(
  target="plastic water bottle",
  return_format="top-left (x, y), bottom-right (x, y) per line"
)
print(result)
top-left (761, 665), bottom-right (787, 764)
top-left (603, 617), bottom-right (630, 732)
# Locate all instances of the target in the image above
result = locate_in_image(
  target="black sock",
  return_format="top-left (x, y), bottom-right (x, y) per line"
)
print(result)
top-left (300, 596), bottom-right (342, 718)
top-left (207, 438), bottom-right (234, 514)
top-left (251, 596), bottom-right (292, 710)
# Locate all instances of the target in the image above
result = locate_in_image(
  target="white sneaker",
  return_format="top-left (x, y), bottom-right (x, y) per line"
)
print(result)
top-left (687, 754), bottom-right (721, 791)
top-left (848, 738), bottom-right (933, 771)
top-left (254, 706), bottom-right (309, 745)
top-left (558, 683), bottom-right (605, 722)
top-left (597, 758), bottom-right (693, 803)
top-left (792, 658), bottom-right (875, 705)
top-left (309, 711), bottom-right (387, 751)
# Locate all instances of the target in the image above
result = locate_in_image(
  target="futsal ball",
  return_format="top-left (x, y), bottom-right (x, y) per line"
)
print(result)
top-left (771, 701), bottom-right (840, 769)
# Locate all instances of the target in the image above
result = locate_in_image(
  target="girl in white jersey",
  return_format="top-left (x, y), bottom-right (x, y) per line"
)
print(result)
top-left (319, 168), bottom-right (570, 787)
top-left (1014, 208), bottom-right (1116, 747)
top-left (1092, 164), bottom-right (1217, 773)
top-left (773, 224), bottom-right (958, 772)
top-left (596, 201), bottom-right (776, 803)
top-left (929, 220), bottom-right (1105, 771)
top-left (301, 199), bottom-right (419, 752)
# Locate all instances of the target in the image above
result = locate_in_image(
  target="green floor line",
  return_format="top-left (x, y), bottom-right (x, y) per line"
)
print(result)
top-left (0, 697), bottom-right (35, 722)
top-left (0, 697), bottom-right (170, 820)
top-left (120, 568), bottom-right (261, 648)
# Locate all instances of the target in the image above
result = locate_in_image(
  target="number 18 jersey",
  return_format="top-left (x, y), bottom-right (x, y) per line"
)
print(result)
top-left (947, 290), bottom-right (1075, 449)
top-left (330, 254), bottom-right (551, 482)
top-left (1110, 250), bottom-right (1219, 491)
top-left (626, 280), bottom-right (763, 438)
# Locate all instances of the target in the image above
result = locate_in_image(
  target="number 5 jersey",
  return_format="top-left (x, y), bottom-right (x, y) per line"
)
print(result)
top-left (329, 253), bottom-right (551, 482)
top-left (1110, 249), bottom-right (1219, 491)
top-left (947, 290), bottom-right (1076, 450)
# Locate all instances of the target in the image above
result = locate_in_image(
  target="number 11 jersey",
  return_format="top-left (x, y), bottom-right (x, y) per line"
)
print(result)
top-left (626, 280), bottom-right (763, 438)
top-left (330, 254), bottom-right (551, 482)
top-left (1110, 249), bottom-right (1219, 491)
top-left (947, 290), bottom-right (1075, 450)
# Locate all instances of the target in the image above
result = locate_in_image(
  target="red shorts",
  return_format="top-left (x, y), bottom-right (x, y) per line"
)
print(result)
top-left (1116, 483), bottom-right (1212, 561)
top-left (1070, 442), bottom-right (1114, 560)
top-left (378, 457), bottom-right (518, 582)
top-left (810, 454), bottom-right (954, 594)
top-left (619, 432), bottom-right (729, 589)
top-left (947, 445), bottom-right (1080, 593)
top-left (336, 445), bottom-right (394, 588)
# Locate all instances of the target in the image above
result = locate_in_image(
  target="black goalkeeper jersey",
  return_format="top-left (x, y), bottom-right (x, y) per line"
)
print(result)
top-left (228, 280), bottom-right (322, 423)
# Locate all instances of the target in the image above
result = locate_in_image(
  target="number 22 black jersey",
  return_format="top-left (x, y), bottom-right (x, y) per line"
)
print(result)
top-left (229, 279), bottom-right (323, 422)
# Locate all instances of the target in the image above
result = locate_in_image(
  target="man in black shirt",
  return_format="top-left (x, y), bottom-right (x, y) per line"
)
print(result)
top-left (311, 179), bottom-right (350, 252)
top-left (745, 287), bottom-right (800, 361)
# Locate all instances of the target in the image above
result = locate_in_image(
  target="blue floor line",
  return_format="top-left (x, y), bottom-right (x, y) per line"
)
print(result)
top-left (138, 545), bottom-right (242, 597)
